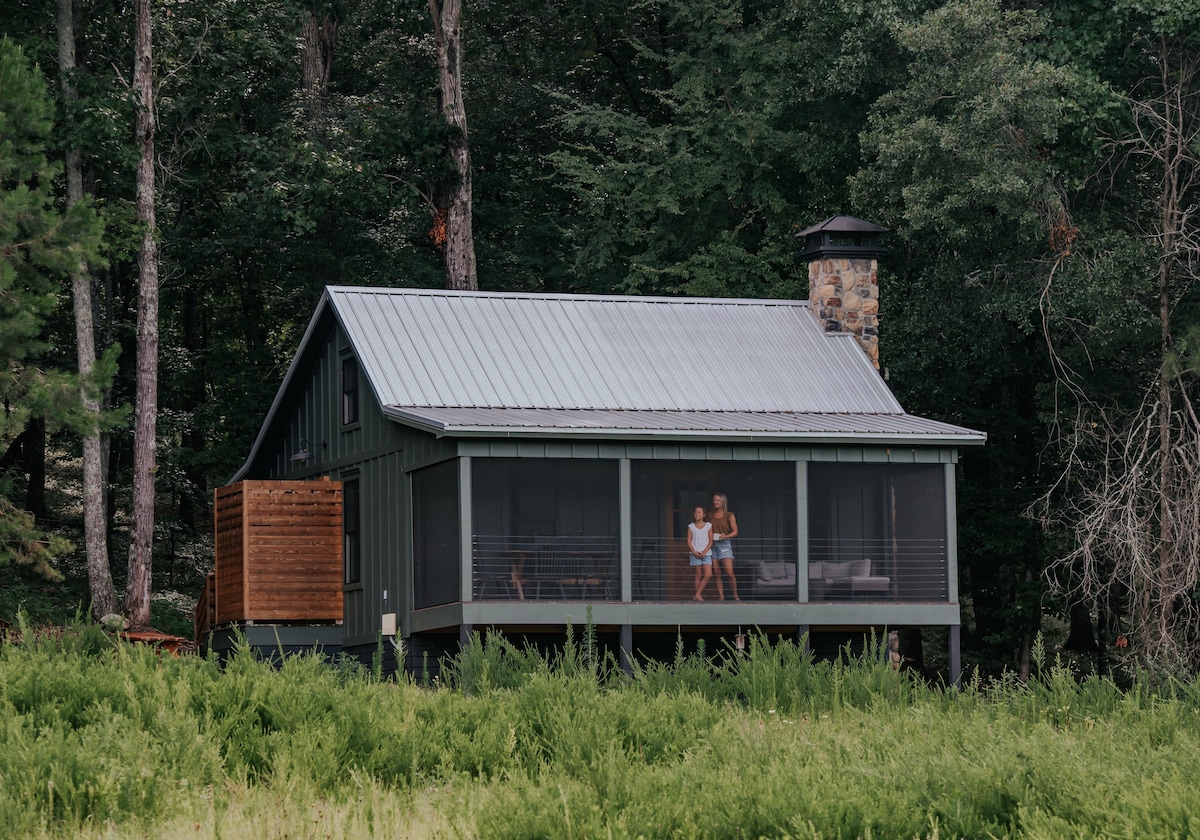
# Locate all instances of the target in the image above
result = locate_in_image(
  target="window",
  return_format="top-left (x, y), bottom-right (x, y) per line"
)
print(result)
top-left (343, 478), bottom-right (361, 585)
top-left (342, 356), bottom-right (359, 425)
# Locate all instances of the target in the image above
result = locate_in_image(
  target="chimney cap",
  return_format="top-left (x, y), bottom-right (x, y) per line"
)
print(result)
top-left (798, 215), bottom-right (888, 260)
top-left (796, 215), bottom-right (887, 238)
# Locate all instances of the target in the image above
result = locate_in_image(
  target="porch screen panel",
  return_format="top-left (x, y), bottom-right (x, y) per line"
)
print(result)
top-left (412, 460), bottom-right (460, 609)
top-left (472, 459), bottom-right (619, 601)
top-left (631, 461), bottom-right (797, 602)
top-left (807, 463), bottom-right (947, 602)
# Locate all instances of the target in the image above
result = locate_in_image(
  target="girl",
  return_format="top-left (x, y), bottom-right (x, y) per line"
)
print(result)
top-left (688, 506), bottom-right (714, 600)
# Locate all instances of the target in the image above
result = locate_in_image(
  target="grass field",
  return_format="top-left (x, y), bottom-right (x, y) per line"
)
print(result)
top-left (2, 618), bottom-right (1198, 839)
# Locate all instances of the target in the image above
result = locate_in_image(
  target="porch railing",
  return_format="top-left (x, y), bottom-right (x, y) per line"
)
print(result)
top-left (473, 535), bottom-right (619, 601)
top-left (470, 534), bottom-right (948, 603)
top-left (632, 536), bottom-right (799, 602)
top-left (808, 538), bottom-right (947, 602)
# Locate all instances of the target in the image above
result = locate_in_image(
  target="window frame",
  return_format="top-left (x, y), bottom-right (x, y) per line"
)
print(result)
top-left (342, 476), bottom-right (362, 587)
top-left (341, 354), bottom-right (360, 427)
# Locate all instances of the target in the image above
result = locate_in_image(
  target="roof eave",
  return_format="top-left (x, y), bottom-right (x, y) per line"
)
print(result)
top-left (381, 407), bottom-right (987, 446)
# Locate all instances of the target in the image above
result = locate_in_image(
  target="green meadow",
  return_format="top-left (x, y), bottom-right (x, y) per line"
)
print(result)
top-left (2, 619), bottom-right (1197, 839)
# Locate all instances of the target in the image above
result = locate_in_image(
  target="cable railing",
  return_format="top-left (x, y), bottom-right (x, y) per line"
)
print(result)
top-left (472, 535), bottom-right (618, 601)
top-left (632, 536), bottom-right (799, 602)
top-left (808, 538), bottom-right (947, 602)
top-left (468, 534), bottom-right (948, 603)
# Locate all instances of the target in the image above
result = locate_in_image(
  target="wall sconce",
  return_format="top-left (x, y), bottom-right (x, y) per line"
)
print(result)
top-left (290, 438), bottom-right (325, 462)
top-left (734, 627), bottom-right (746, 652)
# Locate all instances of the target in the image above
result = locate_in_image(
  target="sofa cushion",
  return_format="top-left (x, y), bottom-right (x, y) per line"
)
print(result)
top-left (824, 560), bottom-right (853, 577)
top-left (757, 562), bottom-right (796, 583)
top-left (852, 558), bottom-right (871, 577)
top-left (808, 561), bottom-right (823, 579)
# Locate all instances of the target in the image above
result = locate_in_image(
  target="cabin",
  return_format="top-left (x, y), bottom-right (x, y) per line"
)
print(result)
top-left (203, 217), bottom-right (985, 680)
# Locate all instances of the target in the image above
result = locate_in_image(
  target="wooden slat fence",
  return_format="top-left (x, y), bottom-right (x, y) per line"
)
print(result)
top-left (198, 478), bottom-right (343, 640)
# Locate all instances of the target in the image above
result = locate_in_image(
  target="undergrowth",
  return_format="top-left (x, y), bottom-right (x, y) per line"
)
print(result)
top-left (2, 615), bottom-right (1198, 839)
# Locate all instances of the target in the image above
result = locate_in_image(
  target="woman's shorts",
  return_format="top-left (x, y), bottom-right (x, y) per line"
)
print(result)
top-left (690, 554), bottom-right (712, 566)
top-left (711, 541), bottom-right (735, 560)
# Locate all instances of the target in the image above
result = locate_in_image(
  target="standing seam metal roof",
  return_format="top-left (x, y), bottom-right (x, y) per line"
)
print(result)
top-left (327, 286), bottom-right (906, 415)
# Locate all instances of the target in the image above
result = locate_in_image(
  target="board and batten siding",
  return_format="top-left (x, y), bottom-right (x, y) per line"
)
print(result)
top-left (253, 320), bottom-right (454, 645)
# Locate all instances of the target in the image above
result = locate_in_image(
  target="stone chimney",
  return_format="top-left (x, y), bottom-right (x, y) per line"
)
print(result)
top-left (797, 215), bottom-right (888, 370)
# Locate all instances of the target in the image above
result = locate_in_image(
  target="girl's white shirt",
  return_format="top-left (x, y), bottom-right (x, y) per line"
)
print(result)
top-left (688, 521), bottom-right (713, 555)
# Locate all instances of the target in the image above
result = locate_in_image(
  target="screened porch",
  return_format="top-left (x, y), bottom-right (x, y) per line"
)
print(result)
top-left (410, 456), bottom-right (950, 608)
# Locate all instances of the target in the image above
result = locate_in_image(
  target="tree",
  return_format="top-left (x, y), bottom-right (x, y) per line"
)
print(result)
top-left (58, 0), bottom-right (118, 618)
top-left (428, 0), bottom-right (477, 289)
top-left (125, 0), bottom-right (158, 628)
top-left (1039, 1), bottom-right (1200, 672)
top-left (549, 0), bottom-right (914, 299)
top-left (0, 37), bottom-right (104, 581)
top-left (851, 0), bottom-right (1074, 676)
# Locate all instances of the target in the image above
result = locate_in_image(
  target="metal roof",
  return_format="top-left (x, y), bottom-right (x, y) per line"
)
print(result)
top-left (795, 215), bottom-right (888, 237)
top-left (232, 286), bottom-right (984, 481)
top-left (327, 286), bottom-right (904, 414)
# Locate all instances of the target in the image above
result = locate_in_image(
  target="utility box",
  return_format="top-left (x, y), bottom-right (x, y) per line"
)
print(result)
top-left (210, 478), bottom-right (344, 628)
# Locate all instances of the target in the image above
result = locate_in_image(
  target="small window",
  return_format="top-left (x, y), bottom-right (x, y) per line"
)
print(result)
top-left (342, 356), bottom-right (359, 425)
top-left (343, 478), bottom-right (361, 585)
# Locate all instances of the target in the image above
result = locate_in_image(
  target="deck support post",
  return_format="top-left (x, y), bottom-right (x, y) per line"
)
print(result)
top-left (460, 622), bottom-right (474, 650)
top-left (949, 624), bottom-right (961, 688)
top-left (796, 624), bottom-right (810, 653)
top-left (619, 623), bottom-right (633, 676)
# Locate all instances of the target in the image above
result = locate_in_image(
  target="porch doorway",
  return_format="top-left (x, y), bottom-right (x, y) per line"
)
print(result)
top-left (665, 476), bottom-right (718, 601)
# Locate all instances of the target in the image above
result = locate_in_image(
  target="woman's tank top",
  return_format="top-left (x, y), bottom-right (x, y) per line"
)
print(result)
top-left (710, 511), bottom-right (733, 538)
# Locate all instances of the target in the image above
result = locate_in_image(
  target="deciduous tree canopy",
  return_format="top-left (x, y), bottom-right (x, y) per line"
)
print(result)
top-left (3, 0), bottom-right (1200, 673)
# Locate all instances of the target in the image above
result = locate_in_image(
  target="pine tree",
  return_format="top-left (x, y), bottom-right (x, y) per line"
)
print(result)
top-left (0, 38), bottom-right (105, 581)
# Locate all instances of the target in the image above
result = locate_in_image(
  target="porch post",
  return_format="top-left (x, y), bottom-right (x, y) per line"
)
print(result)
top-left (796, 460), bottom-right (809, 602)
top-left (620, 458), bottom-right (632, 602)
top-left (459, 456), bottom-right (473, 603)
top-left (949, 624), bottom-right (961, 688)
top-left (620, 623), bottom-right (633, 676)
top-left (944, 461), bottom-right (958, 603)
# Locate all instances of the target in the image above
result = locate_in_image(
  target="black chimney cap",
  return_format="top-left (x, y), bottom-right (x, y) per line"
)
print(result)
top-left (798, 215), bottom-right (888, 260)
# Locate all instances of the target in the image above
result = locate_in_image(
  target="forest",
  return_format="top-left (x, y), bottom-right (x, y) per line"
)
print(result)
top-left (2, 0), bottom-right (1199, 677)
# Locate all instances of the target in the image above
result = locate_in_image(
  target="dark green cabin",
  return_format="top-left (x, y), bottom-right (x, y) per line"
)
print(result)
top-left (221, 225), bottom-right (984, 679)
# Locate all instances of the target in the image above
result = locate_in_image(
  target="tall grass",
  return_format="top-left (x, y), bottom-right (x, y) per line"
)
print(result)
top-left (3, 617), bottom-right (1199, 838)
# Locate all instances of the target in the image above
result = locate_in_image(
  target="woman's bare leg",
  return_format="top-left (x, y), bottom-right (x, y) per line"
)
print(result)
top-left (718, 558), bottom-right (739, 600)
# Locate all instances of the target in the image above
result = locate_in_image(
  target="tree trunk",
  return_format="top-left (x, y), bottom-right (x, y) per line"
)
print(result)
top-left (300, 12), bottom-right (337, 119)
top-left (58, 0), bottom-right (117, 619)
top-left (428, 0), bottom-right (477, 290)
top-left (126, 0), bottom-right (158, 629)
top-left (21, 417), bottom-right (46, 520)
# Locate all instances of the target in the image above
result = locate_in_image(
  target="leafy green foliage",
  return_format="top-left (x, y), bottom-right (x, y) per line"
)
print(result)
top-left (3, 628), bottom-right (1200, 838)
top-left (550, 0), bottom-right (931, 297)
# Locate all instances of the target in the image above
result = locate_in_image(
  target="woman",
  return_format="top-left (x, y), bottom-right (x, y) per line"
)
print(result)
top-left (709, 492), bottom-right (739, 601)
